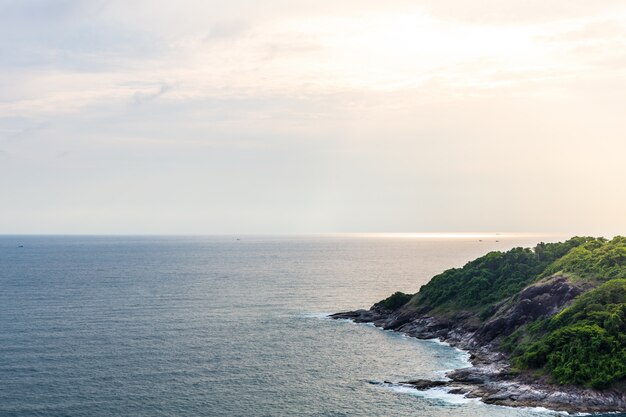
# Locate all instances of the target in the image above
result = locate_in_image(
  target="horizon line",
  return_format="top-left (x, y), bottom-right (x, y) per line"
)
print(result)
top-left (0, 232), bottom-right (580, 239)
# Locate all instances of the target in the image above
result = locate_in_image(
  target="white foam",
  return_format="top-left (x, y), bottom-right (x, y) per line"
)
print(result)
top-left (338, 320), bottom-right (473, 374)
top-left (421, 338), bottom-right (472, 367)
top-left (378, 382), bottom-right (575, 415)
top-left (296, 312), bottom-right (332, 319)
top-left (376, 382), bottom-right (476, 405)
top-left (424, 337), bottom-right (451, 347)
top-left (454, 349), bottom-right (472, 368)
top-left (338, 320), bottom-right (584, 415)
top-left (333, 317), bottom-right (355, 323)
top-left (497, 403), bottom-right (576, 415)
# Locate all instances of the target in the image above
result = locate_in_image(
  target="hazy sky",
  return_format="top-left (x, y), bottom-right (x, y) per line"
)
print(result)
top-left (1, 0), bottom-right (625, 235)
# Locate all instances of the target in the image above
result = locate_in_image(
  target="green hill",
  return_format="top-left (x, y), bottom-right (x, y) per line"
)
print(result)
top-left (379, 236), bottom-right (626, 389)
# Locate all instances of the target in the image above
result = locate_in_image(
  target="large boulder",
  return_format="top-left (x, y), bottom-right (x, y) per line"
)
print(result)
top-left (475, 275), bottom-right (590, 343)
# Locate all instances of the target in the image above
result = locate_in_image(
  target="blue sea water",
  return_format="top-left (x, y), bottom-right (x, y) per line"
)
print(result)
top-left (0, 235), bottom-right (623, 417)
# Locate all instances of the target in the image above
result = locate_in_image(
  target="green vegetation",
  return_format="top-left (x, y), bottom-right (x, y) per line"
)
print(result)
top-left (511, 279), bottom-right (626, 389)
top-left (542, 236), bottom-right (626, 281)
top-left (409, 237), bottom-right (599, 313)
top-left (376, 291), bottom-right (413, 311)
top-left (385, 236), bottom-right (626, 389)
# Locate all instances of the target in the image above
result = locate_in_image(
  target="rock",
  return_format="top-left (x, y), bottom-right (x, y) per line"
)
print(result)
top-left (331, 284), bottom-right (626, 413)
top-left (329, 309), bottom-right (382, 322)
top-left (474, 275), bottom-right (589, 343)
top-left (400, 379), bottom-right (447, 390)
top-left (447, 387), bottom-right (470, 395)
top-left (447, 367), bottom-right (491, 384)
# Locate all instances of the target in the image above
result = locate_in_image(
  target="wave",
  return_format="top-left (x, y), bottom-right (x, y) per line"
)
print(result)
top-left (372, 381), bottom-right (475, 405)
top-left (296, 312), bottom-right (333, 319)
top-left (342, 320), bottom-right (578, 416)
top-left (373, 381), bottom-right (574, 415)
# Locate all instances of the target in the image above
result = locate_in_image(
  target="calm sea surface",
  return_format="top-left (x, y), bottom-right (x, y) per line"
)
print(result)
top-left (1, 235), bottom-right (622, 417)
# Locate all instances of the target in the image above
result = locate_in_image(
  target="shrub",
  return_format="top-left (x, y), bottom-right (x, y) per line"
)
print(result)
top-left (377, 291), bottom-right (413, 311)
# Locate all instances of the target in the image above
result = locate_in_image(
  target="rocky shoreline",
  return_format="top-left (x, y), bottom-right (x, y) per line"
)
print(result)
top-left (331, 307), bottom-right (626, 414)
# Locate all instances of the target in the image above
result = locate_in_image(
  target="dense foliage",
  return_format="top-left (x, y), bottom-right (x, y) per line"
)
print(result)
top-left (410, 237), bottom-right (597, 312)
top-left (376, 291), bottom-right (413, 311)
top-left (511, 279), bottom-right (626, 389)
top-left (542, 236), bottom-right (626, 281)
top-left (388, 235), bottom-right (626, 388)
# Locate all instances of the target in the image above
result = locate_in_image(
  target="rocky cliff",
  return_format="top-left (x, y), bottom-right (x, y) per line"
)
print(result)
top-left (332, 237), bottom-right (626, 413)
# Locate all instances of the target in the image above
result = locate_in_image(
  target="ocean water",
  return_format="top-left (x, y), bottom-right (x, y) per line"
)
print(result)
top-left (0, 235), bottom-right (622, 417)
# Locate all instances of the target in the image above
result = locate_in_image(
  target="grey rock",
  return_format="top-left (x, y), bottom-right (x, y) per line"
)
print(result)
top-left (330, 276), bottom-right (626, 413)
top-left (400, 379), bottom-right (447, 390)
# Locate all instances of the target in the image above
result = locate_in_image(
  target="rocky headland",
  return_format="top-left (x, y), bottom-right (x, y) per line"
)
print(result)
top-left (332, 237), bottom-right (626, 414)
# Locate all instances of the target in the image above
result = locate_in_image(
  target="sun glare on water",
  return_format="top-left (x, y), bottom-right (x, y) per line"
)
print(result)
top-left (333, 232), bottom-right (546, 239)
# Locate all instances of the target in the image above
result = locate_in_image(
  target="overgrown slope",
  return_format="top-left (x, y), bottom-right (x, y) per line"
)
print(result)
top-left (508, 278), bottom-right (626, 388)
top-left (405, 236), bottom-right (599, 314)
top-left (381, 236), bottom-right (626, 389)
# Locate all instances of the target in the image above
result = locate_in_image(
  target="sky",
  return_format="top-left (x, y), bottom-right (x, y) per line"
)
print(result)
top-left (1, 0), bottom-right (625, 235)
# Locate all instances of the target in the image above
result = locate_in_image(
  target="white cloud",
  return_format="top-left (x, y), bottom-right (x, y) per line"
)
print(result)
top-left (1, 1), bottom-right (626, 234)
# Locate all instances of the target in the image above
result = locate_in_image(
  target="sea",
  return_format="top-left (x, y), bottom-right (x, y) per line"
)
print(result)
top-left (0, 234), bottom-right (622, 417)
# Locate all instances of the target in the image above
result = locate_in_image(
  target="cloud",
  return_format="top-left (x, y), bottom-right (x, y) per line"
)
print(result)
top-left (536, 19), bottom-right (626, 45)
top-left (0, 119), bottom-right (50, 142)
top-left (1, 1), bottom-right (626, 234)
top-left (415, 0), bottom-right (626, 24)
top-left (203, 20), bottom-right (250, 41)
top-left (132, 84), bottom-right (171, 106)
top-left (531, 19), bottom-right (626, 71)
top-left (0, 0), bottom-right (165, 71)
top-left (0, 0), bottom-right (87, 21)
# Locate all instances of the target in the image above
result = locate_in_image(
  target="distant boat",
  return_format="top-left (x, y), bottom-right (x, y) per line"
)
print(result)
top-left (18, 245), bottom-right (24, 248)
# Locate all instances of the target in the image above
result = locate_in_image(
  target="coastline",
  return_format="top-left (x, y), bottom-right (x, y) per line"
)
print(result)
top-left (330, 308), bottom-right (626, 414)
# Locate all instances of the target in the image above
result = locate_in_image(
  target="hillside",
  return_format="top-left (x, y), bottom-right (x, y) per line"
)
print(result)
top-left (332, 236), bottom-right (626, 412)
